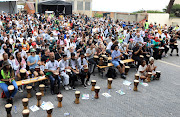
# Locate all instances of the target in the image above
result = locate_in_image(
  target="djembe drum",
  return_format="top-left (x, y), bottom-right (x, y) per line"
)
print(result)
top-left (99, 57), bottom-right (103, 66)
top-left (84, 67), bottom-right (88, 73)
top-left (8, 85), bottom-right (14, 95)
top-left (47, 109), bottom-right (53, 117)
top-left (53, 72), bottom-right (59, 78)
top-left (174, 43), bottom-right (178, 47)
top-left (75, 91), bottom-right (80, 104)
top-left (91, 80), bottom-right (96, 91)
top-left (135, 74), bottom-right (139, 80)
top-left (36, 92), bottom-right (42, 107)
top-left (133, 80), bottom-right (139, 91)
top-left (66, 69), bottom-right (71, 76)
top-left (147, 72), bottom-right (152, 82)
top-left (140, 55), bottom-right (144, 61)
top-left (93, 55), bottom-right (99, 61)
top-left (94, 86), bottom-right (100, 99)
top-left (22, 109), bottom-right (30, 117)
top-left (125, 66), bottom-right (130, 75)
top-left (26, 86), bottom-right (32, 98)
top-left (39, 84), bottom-right (45, 96)
top-left (20, 69), bottom-right (27, 79)
top-left (57, 94), bottom-right (63, 108)
top-left (22, 98), bottom-right (29, 110)
top-left (35, 66), bottom-right (40, 72)
top-left (5, 104), bottom-right (12, 117)
top-left (156, 71), bottom-right (161, 80)
top-left (107, 78), bottom-right (113, 89)
top-left (146, 55), bottom-right (150, 60)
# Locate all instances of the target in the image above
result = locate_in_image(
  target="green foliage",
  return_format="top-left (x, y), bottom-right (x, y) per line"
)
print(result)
top-left (94, 13), bottom-right (103, 18)
top-left (132, 10), bottom-right (164, 14)
top-left (164, 4), bottom-right (180, 17)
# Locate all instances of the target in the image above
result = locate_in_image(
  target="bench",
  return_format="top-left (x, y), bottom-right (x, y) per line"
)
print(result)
top-left (16, 76), bottom-right (48, 86)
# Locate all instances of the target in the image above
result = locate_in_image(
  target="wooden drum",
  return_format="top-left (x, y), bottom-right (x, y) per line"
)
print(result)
top-left (5, 104), bottom-right (12, 117)
top-left (75, 91), bottom-right (80, 104)
top-left (107, 78), bottom-right (113, 89)
top-left (91, 80), bottom-right (96, 91)
top-left (20, 69), bottom-right (27, 79)
top-left (125, 66), bottom-right (130, 75)
top-left (22, 109), bottom-right (30, 117)
top-left (66, 69), bottom-right (71, 75)
top-left (26, 86), bottom-right (32, 98)
top-left (35, 66), bottom-right (40, 72)
top-left (133, 80), bottom-right (139, 91)
top-left (94, 86), bottom-right (100, 99)
top-left (57, 94), bottom-right (63, 108)
top-left (147, 72), bottom-right (152, 82)
top-left (46, 109), bottom-right (53, 117)
top-left (36, 92), bottom-right (42, 107)
top-left (99, 57), bottom-right (103, 66)
top-left (8, 85), bottom-right (14, 94)
top-left (135, 74), bottom-right (139, 80)
top-left (156, 71), bottom-right (161, 80)
top-left (39, 84), bottom-right (45, 96)
top-left (22, 98), bottom-right (29, 110)
top-left (84, 67), bottom-right (88, 73)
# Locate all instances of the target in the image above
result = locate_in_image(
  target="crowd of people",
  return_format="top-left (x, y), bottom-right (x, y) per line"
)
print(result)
top-left (0, 12), bottom-right (179, 104)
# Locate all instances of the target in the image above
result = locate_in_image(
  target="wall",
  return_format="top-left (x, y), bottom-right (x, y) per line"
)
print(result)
top-left (147, 13), bottom-right (170, 25)
top-left (0, 1), bottom-right (17, 14)
top-left (116, 14), bottom-right (136, 22)
top-left (169, 17), bottom-right (180, 26)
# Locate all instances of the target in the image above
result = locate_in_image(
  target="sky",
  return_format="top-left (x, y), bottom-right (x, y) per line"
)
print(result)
top-left (92, 0), bottom-right (170, 13)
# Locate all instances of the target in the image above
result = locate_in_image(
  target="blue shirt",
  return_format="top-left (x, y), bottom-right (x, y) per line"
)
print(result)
top-left (111, 50), bottom-right (121, 61)
top-left (27, 55), bottom-right (40, 69)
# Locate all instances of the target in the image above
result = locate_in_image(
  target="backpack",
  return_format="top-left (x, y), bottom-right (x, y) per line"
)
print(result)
top-left (106, 67), bottom-right (117, 79)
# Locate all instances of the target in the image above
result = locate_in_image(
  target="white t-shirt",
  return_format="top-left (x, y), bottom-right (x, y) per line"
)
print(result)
top-left (137, 65), bottom-right (147, 76)
top-left (45, 60), bottom-right (59, 71)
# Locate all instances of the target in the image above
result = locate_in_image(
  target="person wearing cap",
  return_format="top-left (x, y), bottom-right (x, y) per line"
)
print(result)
top-left (111, 45), bottom-right (126, 79)
top-left (77, 52), bottom-right (91, 86)
top-left (14, 44), bottom-right (27, 60)
top-left (59, 54), bottom-right (71, 90)
top-left (0, 61), bottom-right (18, 104)
top-left (27, 48), bottom-right (44, 77)
top-left (45, 52), bottom-right (61, 95)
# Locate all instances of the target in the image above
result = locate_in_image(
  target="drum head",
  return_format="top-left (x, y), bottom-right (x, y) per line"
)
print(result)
top-left (22, 98), bottom-right (29, 102)
top-left (8, 85), bottom-right (14, 90)
top-left (140, 55), bottom-right (144, 58)
top-left (135, 74), bottom-right (139, 77)
top-left (125, 66), bottom-right (130, 69)
top-left (134, 80), bottom-right (139, 83)
top-left (20, 69), bottom-right (26, 73)
top-left (5, 104), bottom-right (12, 108)
top-left (148, 72), bottom-right (152, 75)
top-left (84, 67), bottom-right (88, 70)
top-left (57, 94), bottom-right (63, 98)
top-left (26, 86), bottom-right (32, 89)
top-left (39, 84), bottom-right (45, 87)
top-left (94, 86), bottom-right (100, 89)
top-left (91, 80), bottom-right (96, 82)
top-left (120, 61), bottom-right (124, 64)
top-left (94, 56), bottom-right (98, 58)
top-left (157, 71), bottom-right (161, 73)
top-left (66, 69), bottom-right (71, 72)
top-left (36, 92), bottom-right (42, 96)
top-left (75, 91), bottom-right (80, 94)
top-left (146, 55), bottom-right (150, 57)
top-left (54, 72), bottom-right (59, 75)
top-left (22, 109), bottom-right (30, 114)
top-left (102, 55), bottom-right (106, 57)
top-left (108, 78), bottom-right (113, 81)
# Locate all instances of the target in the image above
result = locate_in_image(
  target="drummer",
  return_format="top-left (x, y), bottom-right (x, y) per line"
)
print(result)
top-left (146, 57), bottom-right (157, 78)
top-left (78, 52), bottom-right (91, 86)
top-left (0, 61), bottom-right (18, 104)
top-left (27, 48), bottom-right (44, 77)
top-left (45, 52), bottom-right (61, 95)
top-left (69, 53), bottom-right (79, 90)
top-left (170, 36), bottom-right (179, 56)
top-left (59, 54), bottom-right (71, 91)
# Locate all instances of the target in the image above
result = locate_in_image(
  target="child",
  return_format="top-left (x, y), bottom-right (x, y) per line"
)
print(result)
top-left (137, 60), bottom-right (147, 81)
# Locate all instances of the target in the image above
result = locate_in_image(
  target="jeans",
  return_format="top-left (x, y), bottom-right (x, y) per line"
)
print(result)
top-left (48, 75), bottom-right (61, 90)
top-left (0, 80), bottom-right (18, 98)
top-left (69, 71), bottom-right (77, 87)
top-left (79, 69), bottom-right (91, 84)
top-left (88, 58), bottom-right (96, 74)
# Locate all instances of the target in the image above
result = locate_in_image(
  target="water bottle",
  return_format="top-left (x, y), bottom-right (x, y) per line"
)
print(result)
top-left (91, 94), bottom-right (94, 100)
top-left (64, 113), bottom-right (70, 116)
top-left (14, 106), bottom-right (17, 113)
top-left (32, 74), bottom-right (34, 78)
top-left (129, 87), bottom-right (132, 91)
top-left (108, 89), bottom-right (111, 95)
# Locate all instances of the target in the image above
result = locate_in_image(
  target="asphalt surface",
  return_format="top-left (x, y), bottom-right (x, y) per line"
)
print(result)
top-left (0, 41), bottom-right (180, 117)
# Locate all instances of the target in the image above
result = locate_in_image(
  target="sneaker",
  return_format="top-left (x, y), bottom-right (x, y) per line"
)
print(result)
top-left (18, 87), bottom-right (23, 93)
top-left (177, 54), bottom-right (179, 56)
top-left (83, 84), bottom-right (87, 89)
top-left (72, 87), bottom-right (76, 91)
top-left (86, 81), bottom-right (90, 86)
top-left (121, 74), bottom-right (126, 79)
top-left (68, 86), bottom-right (72, 90)
top-left (64, 86), bottom-right (69, 91)
top-left (165, 54), bottom-right (168, 57)
top-left (170, 54), bottom-right (172, 56)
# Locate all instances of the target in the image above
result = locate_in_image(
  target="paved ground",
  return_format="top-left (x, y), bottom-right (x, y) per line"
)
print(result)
top-left (0, 41), bottom-right (180, 117)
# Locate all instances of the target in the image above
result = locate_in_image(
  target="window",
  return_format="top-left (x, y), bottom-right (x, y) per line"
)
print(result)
top-left (85, 2), bottom-right (90, 10)
top-left (77, 1), bottom-right (83, 10)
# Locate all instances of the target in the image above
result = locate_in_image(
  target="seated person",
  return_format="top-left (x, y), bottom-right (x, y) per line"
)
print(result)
top-left (78, 52), bottom-right (91, 86)
top-left (146, 57), bottom-right (157, 78)
top-left (137, 60), bottom-right (148, 81)
top-left (55, 47), bottom-right (64, 62)
top-left (170, 36), bottom-right (179, 56)
top-left (0, 61), bottom-right (18, 104)
top-left (59, 54), bottom-right (71, 91)
top-left (45, 52), bottom-right (61, 95)
top-left (111, 45), bottom-right (126, 79)
top-left (132, 42), bottom-right (143, 68)
top-left (27, 49), bottom-right (44, 77)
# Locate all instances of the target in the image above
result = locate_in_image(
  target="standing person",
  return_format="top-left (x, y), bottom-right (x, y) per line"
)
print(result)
top-left (86, 43), bottom-right (96, 75)
top-left (45, 52), bottom-right (61, 95)
top-left (27, 48), bottom-right (44, 77)
top-left (170, 36), bottom-right (179, 56)
top-left (0, 61), bottom-right (18, 104)
top-left (59, 54), bottom-right (71, 91)
top-left (111, 45), bottom-right (126, 79)
top-left (78, 52), bottom-right (91, 86)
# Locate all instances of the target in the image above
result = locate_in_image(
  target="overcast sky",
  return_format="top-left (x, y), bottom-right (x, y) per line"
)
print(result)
top-left (92, 0), bottom-right (170, 13)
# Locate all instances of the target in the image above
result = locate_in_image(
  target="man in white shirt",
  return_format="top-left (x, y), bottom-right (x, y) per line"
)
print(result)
top-left (45, 52), bottom-right (61, 95)
top-left (59, 54), bottom-right (71, 90)
top-left (14, 44), bottom-right (27, 60)
top-left (106, 38), bottom-right (115, 55)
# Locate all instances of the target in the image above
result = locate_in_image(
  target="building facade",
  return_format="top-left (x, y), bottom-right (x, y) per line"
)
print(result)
top-left (65, 0), bottom-right (92, 17)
